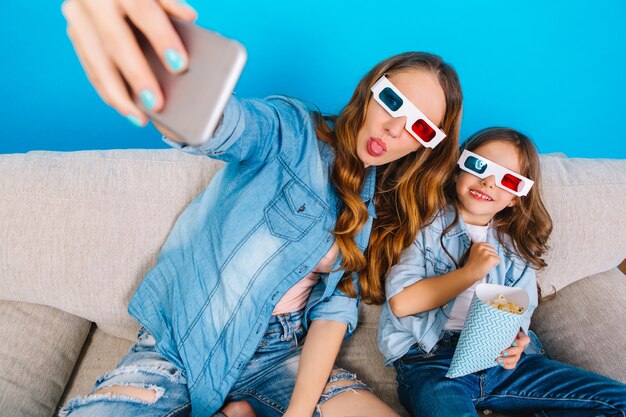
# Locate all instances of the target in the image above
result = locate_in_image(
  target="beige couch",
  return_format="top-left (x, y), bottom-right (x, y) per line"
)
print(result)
top-left (1, 149), bottom-right (625, 417)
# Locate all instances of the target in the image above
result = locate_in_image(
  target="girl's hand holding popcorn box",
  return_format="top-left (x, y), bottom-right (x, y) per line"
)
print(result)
top-left (446, 283), bottom-right (530, 378)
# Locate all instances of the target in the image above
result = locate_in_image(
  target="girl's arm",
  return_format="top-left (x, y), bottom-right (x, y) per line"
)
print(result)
top-left (284, 319), bottom-right (348, 417)
top-left (390, 267), bottom-right (480, 317)
top-left (389, 242), bottom-right (500, 317)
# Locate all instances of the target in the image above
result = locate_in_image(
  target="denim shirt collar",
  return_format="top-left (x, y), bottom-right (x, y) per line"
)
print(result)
top-left (361, 166), bottom-right (377, 203)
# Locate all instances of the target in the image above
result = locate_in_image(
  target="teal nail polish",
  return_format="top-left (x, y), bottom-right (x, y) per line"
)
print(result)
top-left (503, 351), bottom-right (509, 357)
top-left (126, 114), bottom-right (143, 127)
top-left (164, 49), bottom-right (185, 72)
top-left (140, 89), bottom-right (156, 110)
top-left (498, 359), bottom-right (504, 365)
top-left (511, 342), bottom-right (518, 347)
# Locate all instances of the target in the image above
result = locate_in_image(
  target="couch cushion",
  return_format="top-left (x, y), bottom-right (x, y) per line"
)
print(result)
top-left (0, 300), bottom-right (91, 417)
top-left (0, 149), bottom-right (224, 341)
top-left (1, 150), bottom-right (624, 341)
top-left (56, 326), bottom-right (134, 415)
top-left (537, 155), bottom-right (626, 293)
top-left (530, 267), bottom-right (626, 383)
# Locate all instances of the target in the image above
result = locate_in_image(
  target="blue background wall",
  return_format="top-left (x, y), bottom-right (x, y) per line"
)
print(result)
top-left (2, 1), bottom-right (625, 158)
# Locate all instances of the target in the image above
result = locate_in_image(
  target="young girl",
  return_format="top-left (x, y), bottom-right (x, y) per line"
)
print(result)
top-left (377, 128), bottom-right (626, 417)
top-left (59, 3), bottom-right (464, 416)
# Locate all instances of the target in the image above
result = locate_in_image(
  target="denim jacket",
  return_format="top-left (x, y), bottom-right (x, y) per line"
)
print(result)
top-left (377, 206), bottom-right (537, 366)
top-left (128, 96), bottom-right (377, 416)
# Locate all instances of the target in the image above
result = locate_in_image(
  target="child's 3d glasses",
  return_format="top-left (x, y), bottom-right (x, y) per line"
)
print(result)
top-left (458, 149), bottom-right (534, 197)
top-left (371, 75), bottom-right (446, 148)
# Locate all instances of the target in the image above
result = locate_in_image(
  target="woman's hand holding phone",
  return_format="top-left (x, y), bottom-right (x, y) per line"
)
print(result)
top-left (61, 0), bottom-right (197, 127)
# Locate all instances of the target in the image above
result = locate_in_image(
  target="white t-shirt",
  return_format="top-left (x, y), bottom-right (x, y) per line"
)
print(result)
top-left (443, 222), bottom-right (489, 331)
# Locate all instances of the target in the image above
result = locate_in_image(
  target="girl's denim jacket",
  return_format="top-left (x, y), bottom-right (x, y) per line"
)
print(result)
top-left (377, 206), bottom-right (538, 366)
top-left (128, 96), bottom-right (376, 416)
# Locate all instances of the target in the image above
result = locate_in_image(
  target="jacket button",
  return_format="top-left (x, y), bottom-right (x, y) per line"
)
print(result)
top-left (324, 297), bottom-right (329, 302)
top-left (443, 304), bottom-right (449, 309)
top-left (298, 204), bottom-right (306, 212)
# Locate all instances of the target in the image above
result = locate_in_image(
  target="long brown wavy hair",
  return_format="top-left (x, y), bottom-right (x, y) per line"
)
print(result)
top-left (440, 128), bottom-right (553, 296)
top-left (313, 52), bottom-right (463, 304)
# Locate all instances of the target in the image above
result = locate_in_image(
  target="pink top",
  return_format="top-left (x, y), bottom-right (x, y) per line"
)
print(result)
top-left (272, 243), bottom-right (339, 315)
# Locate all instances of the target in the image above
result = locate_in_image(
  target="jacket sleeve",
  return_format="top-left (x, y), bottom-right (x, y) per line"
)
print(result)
top-left (385, 230), bottom-right (428, 302)
top-left (306, 274), bottom-right (360, 339)
top-left (162, 95), bottom-right (312, 166)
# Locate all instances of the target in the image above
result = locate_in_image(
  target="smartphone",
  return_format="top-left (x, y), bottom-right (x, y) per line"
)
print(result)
top-left (132, 18), bottom-right (247, 146)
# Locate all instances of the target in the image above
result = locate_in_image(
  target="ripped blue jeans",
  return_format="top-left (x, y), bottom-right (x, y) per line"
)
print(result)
top-left (60, 310), bottom-right (370, 417)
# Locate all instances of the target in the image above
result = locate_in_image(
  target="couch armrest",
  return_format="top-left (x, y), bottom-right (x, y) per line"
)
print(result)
top-left (537, 156), bottom-right (626, 292)
top-left (530, 268), bottom-right (626, 383)
top-left (0, 301), bottom-right (91, 417)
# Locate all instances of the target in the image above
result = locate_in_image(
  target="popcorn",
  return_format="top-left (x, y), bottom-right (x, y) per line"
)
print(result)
top-left (488, 294), bottom-right (525, 315)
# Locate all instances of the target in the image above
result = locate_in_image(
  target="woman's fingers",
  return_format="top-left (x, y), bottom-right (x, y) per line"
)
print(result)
top-left (63, 0), bottom-right (148, 125)
top-left (122, 0), bottom-right (190, 75)
top-left (159, 0), bottom-right (198, 21)
top-left (153, 121), bottom-right (184, 143)
top-left (80, 0), bottom-right (165, 113)
top-left (63, 0), bottom-right (201, 123)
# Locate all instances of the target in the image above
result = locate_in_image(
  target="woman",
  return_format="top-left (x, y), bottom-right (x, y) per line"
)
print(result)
top-left (60, 1), bottom-right (463, 416)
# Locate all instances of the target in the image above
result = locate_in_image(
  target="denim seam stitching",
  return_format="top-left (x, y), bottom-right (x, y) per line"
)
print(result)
top-left (284, 181), bottom-right (325, 220)
top-left (265, 193), bottom-right (307, 241)
top-left (480, 394), bottom-right (625, 416)
top-left (178, 219), bottom-right (266, 348)
top-left (234, 388), bottom-right (287, 414)
top-left (163, 402), bottom-right (191, 417)
top-left (277, 156), bottom-right (330, 211)
top-left (189, 221), bottom-right (290, 392)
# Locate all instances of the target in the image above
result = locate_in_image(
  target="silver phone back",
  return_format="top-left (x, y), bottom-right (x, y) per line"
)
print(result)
top-left (134, 18), bottom-right (247, 146)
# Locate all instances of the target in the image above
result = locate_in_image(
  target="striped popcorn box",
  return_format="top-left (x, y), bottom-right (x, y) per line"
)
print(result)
top-left (446, 283), bottom-right (529, 378)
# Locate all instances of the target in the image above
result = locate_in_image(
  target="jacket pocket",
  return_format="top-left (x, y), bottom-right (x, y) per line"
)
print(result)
top-left (425, 248), bottom-right (453, 275)
top-left (264, 180), bottom-right (325, 241)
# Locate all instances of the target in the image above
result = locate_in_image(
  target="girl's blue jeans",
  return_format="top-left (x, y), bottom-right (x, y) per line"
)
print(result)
top-left (393, 331), bottom-right (626, 417)
top-left (60, 310), bottom-right (370, 417)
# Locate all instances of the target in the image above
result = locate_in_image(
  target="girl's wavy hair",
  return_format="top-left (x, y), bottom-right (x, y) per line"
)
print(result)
top-left (313, 52), bottom-right (463, 304)
top-left (441, 128), bottom-right (554, 296)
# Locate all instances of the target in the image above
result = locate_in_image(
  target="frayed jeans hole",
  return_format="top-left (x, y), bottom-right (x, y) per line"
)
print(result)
top-left (59, 385), bottom-right (165, 416)
top-left (96, 365), bottom-right (182, 385)
top-left (91, 385), bottom-right (163, 404)
top-left (328, 368), bottom-right (358, 384)
top-left (324, 379), bottom-right (358, 392)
